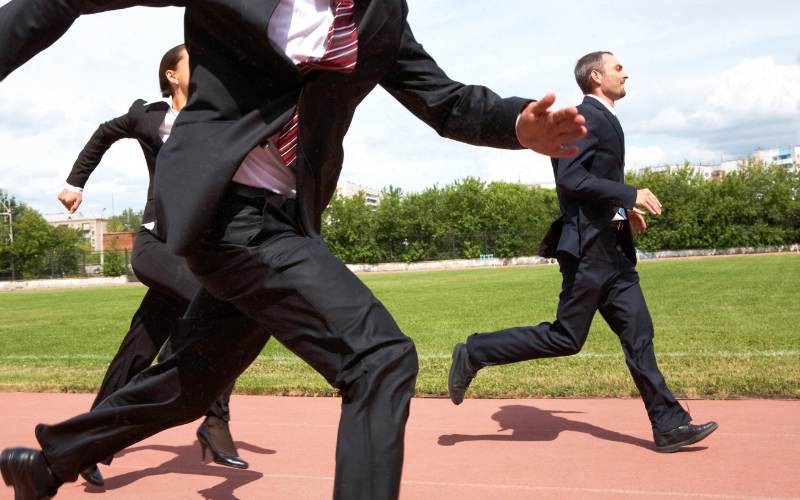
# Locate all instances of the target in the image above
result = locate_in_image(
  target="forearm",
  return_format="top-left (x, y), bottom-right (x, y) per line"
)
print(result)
top-left (381, 21), bottom-right (529, 150)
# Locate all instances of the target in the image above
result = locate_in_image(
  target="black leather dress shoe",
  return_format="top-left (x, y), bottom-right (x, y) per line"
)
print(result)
top-left (654, 421), bottom-right (718, 452)
top-left (197, 417), bottom-right (249, 469)
top-left (79, 464), bottom-right (104, 487)
top-left (448, 343), bottom-right (478, 405)
top-left (0, 448), bottom-right (61, 500)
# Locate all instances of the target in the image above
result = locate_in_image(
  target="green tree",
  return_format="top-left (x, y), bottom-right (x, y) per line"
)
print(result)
top-left (102, 241), bottom-right (127, 277)
top-left (107, 208), bottom-right (143, 232)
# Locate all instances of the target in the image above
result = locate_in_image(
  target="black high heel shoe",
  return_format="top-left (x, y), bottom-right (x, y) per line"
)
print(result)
top-left (197, 417), bottom-right (249, 469)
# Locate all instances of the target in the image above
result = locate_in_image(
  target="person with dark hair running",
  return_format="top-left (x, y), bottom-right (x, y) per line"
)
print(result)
top-left (56, 44), bottom-right (264, 486)
top-left (447, 51), bottom-right (717, 453)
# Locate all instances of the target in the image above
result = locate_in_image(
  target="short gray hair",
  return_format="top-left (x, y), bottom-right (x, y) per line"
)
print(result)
top-left (574, 51), bottom-right (613, 94)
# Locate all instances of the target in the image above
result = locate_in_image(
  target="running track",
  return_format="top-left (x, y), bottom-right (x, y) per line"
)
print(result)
top-left (0, 394), bottom-right (797, 499)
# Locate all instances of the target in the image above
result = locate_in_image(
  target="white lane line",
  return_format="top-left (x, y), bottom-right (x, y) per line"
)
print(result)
top-left (1, 351), bottom-right (798, 362)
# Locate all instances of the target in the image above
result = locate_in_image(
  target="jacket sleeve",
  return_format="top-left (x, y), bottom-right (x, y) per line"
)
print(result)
top-left (554, 113), bottom-right (637, 208)
top-left (0, 0), bottom-right (185, 81)
top-left (380, 21), bottom-right (531, 150)
top-left (65, 100), bottom-right (141, 188)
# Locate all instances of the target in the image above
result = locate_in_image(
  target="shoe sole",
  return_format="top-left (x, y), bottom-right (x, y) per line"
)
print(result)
top-left (656, 422), bottom-right (719, 453)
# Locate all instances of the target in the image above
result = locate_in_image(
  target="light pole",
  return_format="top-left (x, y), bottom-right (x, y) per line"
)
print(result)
top-left (1, 196), bottom-right (14, 280)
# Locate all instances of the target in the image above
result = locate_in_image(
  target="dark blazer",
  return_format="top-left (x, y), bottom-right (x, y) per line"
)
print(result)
top-left (539, 96), bottom-right (637, 262)
top-left (1, 0), bottom-right (530, 255)
top-left (66, 99), bottom-right (170, 224)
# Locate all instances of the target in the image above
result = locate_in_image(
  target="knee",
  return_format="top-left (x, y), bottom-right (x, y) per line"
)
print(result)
top-left (393, 338), bottom-right (419, 379)
top-left (557, 327), bottom-right (587, 356)
top-left (339, 338), bottom-right (419, 394)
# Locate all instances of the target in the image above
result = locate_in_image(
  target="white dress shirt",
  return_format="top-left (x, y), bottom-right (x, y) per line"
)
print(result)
top-left (231, 0), bottom-right (335, 196)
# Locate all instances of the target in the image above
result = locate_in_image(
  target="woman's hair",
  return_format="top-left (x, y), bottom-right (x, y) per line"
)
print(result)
top-left (158, 44), bottom-right (186, 98)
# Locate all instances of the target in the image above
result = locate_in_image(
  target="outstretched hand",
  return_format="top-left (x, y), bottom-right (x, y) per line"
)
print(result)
top-left (516, 93), bottom-right (587, 157)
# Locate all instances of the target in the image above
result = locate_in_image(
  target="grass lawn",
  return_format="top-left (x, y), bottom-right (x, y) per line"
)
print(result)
top-left (0, 254), bottom-right (798, 398)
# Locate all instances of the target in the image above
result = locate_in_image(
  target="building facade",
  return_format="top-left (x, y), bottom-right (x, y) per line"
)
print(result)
top-left (44, 213), bottom-right (107, 252)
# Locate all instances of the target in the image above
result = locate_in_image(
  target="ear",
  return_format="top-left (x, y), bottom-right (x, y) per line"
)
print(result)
top-left (590, 68), bottom-right (603, 86)
top-left (165, 69), bottom-right (179, 85)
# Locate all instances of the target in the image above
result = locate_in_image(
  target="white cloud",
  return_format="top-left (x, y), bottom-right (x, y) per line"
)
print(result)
top-left (645, 57), bottom-right (800, 134)
top-left (627, 146), bottom-right (666, 169)
top-left (704, 57), bottom-right (800, 118)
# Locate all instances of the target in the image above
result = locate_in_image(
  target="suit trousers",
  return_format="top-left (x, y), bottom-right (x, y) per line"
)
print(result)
top-left (182, 185), bottom-right (419, 500)
top-left (36, 231), bottom-right (269, 482)
top-left (466, 227), bottom-right (690, 433)
top-left (90, 228), bottom-right (233, 421)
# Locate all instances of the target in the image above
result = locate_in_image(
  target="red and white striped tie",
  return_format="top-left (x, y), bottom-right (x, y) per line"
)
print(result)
top-left (275, 0), bottom-right (358, 167)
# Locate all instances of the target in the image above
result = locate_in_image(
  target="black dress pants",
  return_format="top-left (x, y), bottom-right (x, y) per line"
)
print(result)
top-left (182, 185), bottom-right (419, 500)
top-left (36, 228), bottom-right (269, 482)
top-left (90, 228), bottom-right (233, 421)
top-left (37, 186), bottom-right (418, 500)
top-left (467, 227), bottom-right (690, 433)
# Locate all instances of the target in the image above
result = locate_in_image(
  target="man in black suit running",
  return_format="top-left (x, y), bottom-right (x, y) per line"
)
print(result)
top-left (0, 2), bottom-right (587, 499)
top-left (448, 51), bottom-right (718, 453)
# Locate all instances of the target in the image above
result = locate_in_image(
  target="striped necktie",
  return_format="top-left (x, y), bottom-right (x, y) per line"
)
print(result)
top-left (275, 0), bottom-right (358, 168)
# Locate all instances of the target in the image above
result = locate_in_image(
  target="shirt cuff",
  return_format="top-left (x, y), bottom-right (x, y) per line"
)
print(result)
top-left (64, 184), bottom-right (83, 193)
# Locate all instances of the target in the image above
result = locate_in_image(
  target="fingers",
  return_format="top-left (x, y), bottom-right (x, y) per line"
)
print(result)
top-left (530, 93), bottom-right (556, 116)
top-left (550, 106), bottom-right (583, 125)
top-left (635, 189), bottom-right (662, 215)
top-left (556, 126), bottom-right (587, 145)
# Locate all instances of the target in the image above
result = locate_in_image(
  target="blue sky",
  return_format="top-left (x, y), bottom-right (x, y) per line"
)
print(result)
top-left (1, 0), bottom-right (798, 217)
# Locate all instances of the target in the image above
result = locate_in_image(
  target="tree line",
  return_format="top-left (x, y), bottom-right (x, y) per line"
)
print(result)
top-left (322, 161), bottom-right (799, 262)
top-left (2, 160), bottom-right (798, 278)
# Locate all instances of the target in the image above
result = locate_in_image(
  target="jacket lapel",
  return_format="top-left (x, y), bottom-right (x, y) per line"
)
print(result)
top-left (142, 102), bottom-right (170, 145)
top-left (583, 96), bottom-right (625, 164)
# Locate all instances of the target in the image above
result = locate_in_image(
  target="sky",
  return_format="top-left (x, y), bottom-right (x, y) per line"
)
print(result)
top-left (1, 0), bottom-right (798, 217)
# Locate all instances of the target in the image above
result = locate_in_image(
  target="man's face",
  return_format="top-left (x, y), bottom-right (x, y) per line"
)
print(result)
top-left (597, 53), bottom-right (628, 101)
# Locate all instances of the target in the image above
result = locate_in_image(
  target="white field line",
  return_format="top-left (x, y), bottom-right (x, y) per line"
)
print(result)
top-left (1, 350), bottom-right (799, 363)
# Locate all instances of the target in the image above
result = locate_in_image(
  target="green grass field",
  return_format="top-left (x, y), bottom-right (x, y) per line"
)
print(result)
top-left (1, 254), bottom-right (798, 399)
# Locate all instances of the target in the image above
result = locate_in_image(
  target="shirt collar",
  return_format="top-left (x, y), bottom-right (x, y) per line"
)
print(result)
top-left (585, 94), bottom-right (616, 116)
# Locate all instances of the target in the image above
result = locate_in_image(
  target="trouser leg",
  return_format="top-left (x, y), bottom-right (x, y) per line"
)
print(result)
top-left (599, 255), bottom-right (690, 433)
top-left (185, 191), bottom-right (419, 500)
top-left (37, 311), bottom-right (267, 482)
top-left (466, 252), bottom-right (603, 367)
top-left (90, 289), bottom-right (183, 410)
top-left (157, 332), bottom-right (234, 422)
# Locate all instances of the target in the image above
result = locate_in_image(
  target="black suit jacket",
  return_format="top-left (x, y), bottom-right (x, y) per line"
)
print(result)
top-left (539, 96), bottom-right (637, 262)
top-left (1, 0), bottom-right (529, 254)
top-left (66, 99), bottom-right (169, 224)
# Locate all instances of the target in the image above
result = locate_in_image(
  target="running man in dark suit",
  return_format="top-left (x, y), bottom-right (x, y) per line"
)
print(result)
top-left (448, 51), bottom-right (718, 453)
top-left (0, 1), bottom-right (587, 498)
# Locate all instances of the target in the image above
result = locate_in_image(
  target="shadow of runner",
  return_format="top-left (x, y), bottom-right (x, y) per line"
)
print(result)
top-left (82, 441), bottom-right (275, 499)
top-left (438, 404), bottom-right (704, 452)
